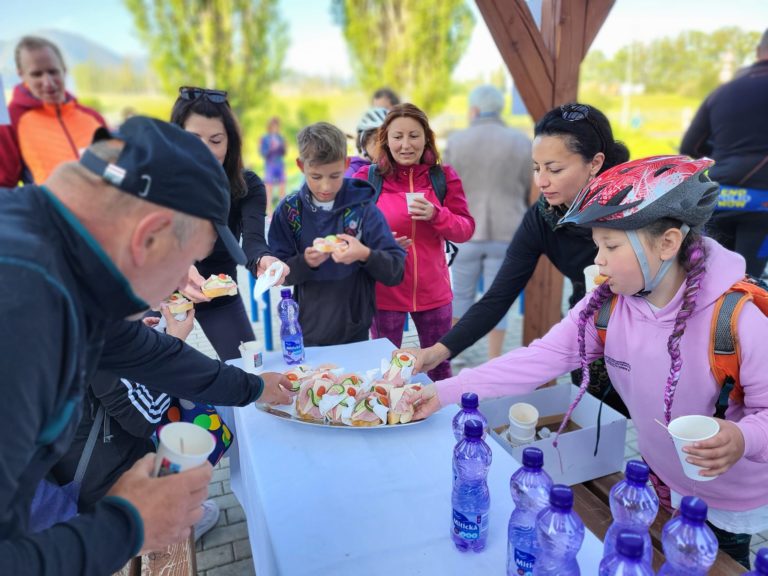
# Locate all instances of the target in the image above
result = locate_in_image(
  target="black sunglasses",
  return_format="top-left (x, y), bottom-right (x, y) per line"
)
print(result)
top-left (179, 86), bottom-right (228, 104)
top-left (560, 103), bottom-right (606, 152)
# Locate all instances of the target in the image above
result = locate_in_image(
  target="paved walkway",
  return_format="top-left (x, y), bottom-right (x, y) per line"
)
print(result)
top-left (186, 277), bottom-right (765, 573)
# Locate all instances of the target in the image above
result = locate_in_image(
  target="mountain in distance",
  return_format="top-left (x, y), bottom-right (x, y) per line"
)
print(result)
top-left (0, 28), bottom-right (143, 90)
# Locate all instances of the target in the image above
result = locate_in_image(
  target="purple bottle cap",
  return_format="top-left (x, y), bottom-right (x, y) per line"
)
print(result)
top-left (549, 484), bottom-right (573, 510)
top-left (460, 392), bottom-right (479, 409)
top-left (280, 288), bottom-right (292, 298)
top-left (680, 496), bottom-right (708, 523)
top-left (616, 530), bottom-right (644, 560)
top-left (625, 460), bottom-right (650, 484)
top-left (522, 447), bottom-right (544, 469)
top-left (756, 548), bottom-right (768, 572)
top-left (464, 419), bottom-right (484, 438)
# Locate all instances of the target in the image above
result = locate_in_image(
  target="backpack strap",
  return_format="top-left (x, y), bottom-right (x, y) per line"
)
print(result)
top-left (709, 279), bottom-right (760, 416)
top-left (367, 164), bottom-right (384, 202)
top-left (73, 405), bottom-right (105, 484)
top-left (428, 165), bottom-right (447, 205)
top-left (283, 191), bottom-right (303, 249)
top-left (594, 295), bottom-right (618, 346)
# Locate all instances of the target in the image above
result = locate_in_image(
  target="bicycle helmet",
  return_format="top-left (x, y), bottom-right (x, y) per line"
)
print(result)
top-left (356, 107), bottom-right (388, 158)
top-left (558, 155), bottom-right (719, 294)
top-left (558, 155), bottom-right (718, 230)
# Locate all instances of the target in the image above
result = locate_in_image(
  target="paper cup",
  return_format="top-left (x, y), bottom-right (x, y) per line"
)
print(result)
top-left (507, 402), bottom-right (539, 444)
top-left (406, 192), bottom-right (426, 214)
top-left (668, 415), bottom-right (720, 481)
top-left (239, 340), bottom-right (264, 374)
top-left (153, 422), bottom-right (215, 477)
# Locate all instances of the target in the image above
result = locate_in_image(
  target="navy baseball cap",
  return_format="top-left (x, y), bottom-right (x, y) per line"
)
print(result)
top-left (80, 116), bottom-right (246, 265)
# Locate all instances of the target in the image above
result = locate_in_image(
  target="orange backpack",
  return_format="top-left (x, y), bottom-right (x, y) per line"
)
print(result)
top-left (594, 277), bottom-right (768, 418)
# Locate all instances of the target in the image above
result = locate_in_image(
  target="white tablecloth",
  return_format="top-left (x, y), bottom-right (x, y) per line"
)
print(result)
top-left (222, 338), bottom-right (604, 575)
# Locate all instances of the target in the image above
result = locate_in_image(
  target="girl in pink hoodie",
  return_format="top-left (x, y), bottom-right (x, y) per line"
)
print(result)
top-left (412, 155), bottom-right (768, 568)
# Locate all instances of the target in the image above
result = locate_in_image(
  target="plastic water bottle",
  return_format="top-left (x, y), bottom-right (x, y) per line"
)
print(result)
top-left (451, 419), bottom-right (492, 552)
top-left (657, 496), bottom-right (718, 575)
top-left (452, 392), bottom-right (488, 441)
top-left (533, 484), bottom-right (585, 575)
top-left (278, 289), bottom-right (304, 364)
top-left (507, 447), bottom-right (553, 576)
top-left (599, 530), bottom-right (654, 575)
top-left (602, 460), bottom-right (659, 568)
top-left (746, 548), bottom-right (768, 575)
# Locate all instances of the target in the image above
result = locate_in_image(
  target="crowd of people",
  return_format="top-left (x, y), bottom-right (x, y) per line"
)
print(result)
top-left (1, 29), bottom-right (767, 573)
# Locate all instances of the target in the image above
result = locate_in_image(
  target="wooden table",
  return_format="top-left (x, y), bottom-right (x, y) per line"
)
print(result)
top-left (573, 472), bottom-right (747, 574)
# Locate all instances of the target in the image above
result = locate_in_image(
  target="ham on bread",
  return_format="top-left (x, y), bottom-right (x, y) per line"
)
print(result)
top-left (350, 391), bottom-right (387, 427)
top-left (387, 384), bottom-right (422, 424)
top-left (296, 378), bottom-right (333, 421)
top-left (165, 292), bottom-right (194, 315)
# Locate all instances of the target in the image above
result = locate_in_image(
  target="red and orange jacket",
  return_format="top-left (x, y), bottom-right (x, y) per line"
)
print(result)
top-left (354, 162), bottom-right (475, 312)
top-left (0, 83), bottom-right (106, 187)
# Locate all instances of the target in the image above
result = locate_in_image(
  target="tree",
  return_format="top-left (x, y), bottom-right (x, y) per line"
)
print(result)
top-left (332, 0), bottom-right (474, 115)
top-left (124, 0), bottom-right (288, 118)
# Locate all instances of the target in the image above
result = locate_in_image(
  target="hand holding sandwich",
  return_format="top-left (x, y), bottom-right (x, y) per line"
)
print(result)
top-left (304, 245), bottom-right (331, 268)
top-left (177, 265), bottom-right (211, 303)
top-left (258, 372), bottom-right (296, 405)
top-left (409, 383), bottom-right (442, 421)
top-left (331, 234), bottom-right (370, 264)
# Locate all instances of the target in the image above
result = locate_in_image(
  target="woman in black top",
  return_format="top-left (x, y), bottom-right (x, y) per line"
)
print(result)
top-left (171, 87), bottom-right (288, 361)
top-left (409, 103), bottom-right (630, 412)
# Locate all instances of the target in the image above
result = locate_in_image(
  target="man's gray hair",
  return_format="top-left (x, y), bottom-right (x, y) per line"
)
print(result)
top-left (469, 85), bottom-right (505, 116)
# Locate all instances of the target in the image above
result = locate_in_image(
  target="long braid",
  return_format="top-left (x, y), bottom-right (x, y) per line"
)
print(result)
top-left (662, 235), bottom-right (707, 423)
top-left (553, 282), bottom-right (614, 447)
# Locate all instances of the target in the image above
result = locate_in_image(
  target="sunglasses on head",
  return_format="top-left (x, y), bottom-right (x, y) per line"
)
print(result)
top-left (560, 103), bottom-right (606, 152)
top-left (178, 86), bottom-right (228, 104)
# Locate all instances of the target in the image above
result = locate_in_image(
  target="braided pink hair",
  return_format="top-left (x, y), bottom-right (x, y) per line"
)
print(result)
top-left (553, 281), bottom-right (613, 447)
top-left (661, 234), bottom-right (707, 423)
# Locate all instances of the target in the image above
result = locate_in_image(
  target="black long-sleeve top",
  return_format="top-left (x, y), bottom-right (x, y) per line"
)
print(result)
top-left (196, 169), bottom-right (271, 310)
top-left (440, 197), bottom-right (596, 356)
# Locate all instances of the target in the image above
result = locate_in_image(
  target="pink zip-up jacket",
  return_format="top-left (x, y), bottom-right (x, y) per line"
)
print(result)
top-left (437, 238), bottom-right (768, 512)
top-left (353, 162), bottom-right (475, 312)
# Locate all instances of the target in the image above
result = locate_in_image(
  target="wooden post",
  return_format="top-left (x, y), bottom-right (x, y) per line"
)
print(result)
top-left (475, 0), bottom-right (615, 344)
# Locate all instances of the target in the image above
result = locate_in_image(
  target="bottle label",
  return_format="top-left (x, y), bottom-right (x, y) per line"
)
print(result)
top-left (452, 509), bottom-right (486, 541)
top-left (514, 547), bottom-right (536, 575)
top-left (282, 338), bottom-right (304, 362)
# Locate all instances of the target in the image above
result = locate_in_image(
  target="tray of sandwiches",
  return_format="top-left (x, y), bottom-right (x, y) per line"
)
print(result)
top-left (255, 352), bottom-right (426, 428)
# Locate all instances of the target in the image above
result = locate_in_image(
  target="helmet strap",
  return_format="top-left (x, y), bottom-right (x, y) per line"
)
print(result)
top-left (627, 225), bottom-right (690, 295)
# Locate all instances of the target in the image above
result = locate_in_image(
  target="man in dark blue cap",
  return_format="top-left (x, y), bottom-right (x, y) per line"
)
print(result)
top-left (0, 116), bottom-right (293, 575)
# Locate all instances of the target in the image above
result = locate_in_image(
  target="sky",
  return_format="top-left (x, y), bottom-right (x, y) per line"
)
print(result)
top-left (1, 0), bottom-right (766, 80)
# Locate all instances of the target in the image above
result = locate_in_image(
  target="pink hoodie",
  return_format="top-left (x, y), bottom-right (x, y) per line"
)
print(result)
top-left (438, 238), bottom-right (768, 511)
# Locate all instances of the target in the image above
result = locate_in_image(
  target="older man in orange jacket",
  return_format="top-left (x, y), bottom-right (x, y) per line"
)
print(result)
top-left (0, 35), bottom-right (106, 187)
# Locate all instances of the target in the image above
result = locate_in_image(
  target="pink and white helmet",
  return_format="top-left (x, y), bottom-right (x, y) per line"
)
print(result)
top-left (558, 155), bottom-right (719, 230)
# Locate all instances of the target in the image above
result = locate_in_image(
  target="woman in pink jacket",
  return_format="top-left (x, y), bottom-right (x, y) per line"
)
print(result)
top-left (412, 155), bottom-right (768, 569)
top-left (354, 103), bottom-right (475, 381)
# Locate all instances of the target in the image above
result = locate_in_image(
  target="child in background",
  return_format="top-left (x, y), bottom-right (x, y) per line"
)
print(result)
top-left (345, 107), bottom-right (388, 178)
top-left (411, 155), bottom-right (768, 569)
top-left (268, 122), bottom-right (406, 346)
top-left (260, 116), bottom-right (287, 210)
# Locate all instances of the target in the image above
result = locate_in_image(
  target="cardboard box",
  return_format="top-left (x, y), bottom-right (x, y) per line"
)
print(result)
top-left (480, 383), bottom-right (627, 486)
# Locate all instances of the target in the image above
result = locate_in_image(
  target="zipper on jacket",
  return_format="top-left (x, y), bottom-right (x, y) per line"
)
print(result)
top-left (56, 105), bottom-right (80, 159)
top-left (409, 167), bottom-right (418, 311)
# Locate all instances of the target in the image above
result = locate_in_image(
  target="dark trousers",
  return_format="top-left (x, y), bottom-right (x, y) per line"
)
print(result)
top-left (195, 296), bottom-right (256, 362)
top-left (708, 522), bottom-right (752, 570)
top-left (707, 211), bottom-right (768, 277)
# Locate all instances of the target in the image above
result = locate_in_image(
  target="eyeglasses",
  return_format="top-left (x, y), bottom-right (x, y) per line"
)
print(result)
top-left (178, 86), bottom-right (228, 104)
top-left (560, 103), bottom-right (606, 152)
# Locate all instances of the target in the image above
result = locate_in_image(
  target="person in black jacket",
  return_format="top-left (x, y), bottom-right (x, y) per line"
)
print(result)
top-left (170, 86), bottom-right (289, 361)
top-left (680, 29), bottom-right (768, 277)
top-left (0, 116), bottom-right (293, 576)
top-left (405, 103), bottom-right (630, 414)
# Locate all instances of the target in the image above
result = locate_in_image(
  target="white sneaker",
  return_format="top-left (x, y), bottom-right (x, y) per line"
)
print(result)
top-left (194, 500), bottom-right (220, 542)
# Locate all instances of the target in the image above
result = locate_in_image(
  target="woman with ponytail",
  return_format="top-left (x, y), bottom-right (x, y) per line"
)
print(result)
top-left (404, 102), bottom-right (630, 414)
top-left (412, 155), bottom-right (768, 569)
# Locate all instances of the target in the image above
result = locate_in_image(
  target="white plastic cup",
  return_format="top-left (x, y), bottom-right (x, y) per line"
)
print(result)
top-left (153, 422), bottom-right (215, 477)
top-left (667, 415), bottom-right (720, 481)
top-left (239, 340), bottom-right (264, 374)
top-left (507, 402), bottom-right (539, 444)
top-left (406, 192), bottom-right (426, 214)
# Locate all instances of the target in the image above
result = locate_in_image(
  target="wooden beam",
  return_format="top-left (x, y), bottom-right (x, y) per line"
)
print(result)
top-left (584, 0), bottom-right (616, 54)
top-left (475, 0), bottom-right (554, 119)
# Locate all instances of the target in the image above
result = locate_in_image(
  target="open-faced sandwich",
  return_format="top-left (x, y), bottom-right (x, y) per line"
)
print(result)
top-left (350, 390), bottom-right (388, 427)
top-left (296, 378), bottom-right (335, 422)
top-left (387, 383), bottom-right (422, 424)
top-left (165, 292), bottom-right (194, 315)
top-left (312, 235), bottom-right (348, 253)
top-left (202, 273), bottom-right (239, 298)
top-left (381, 352), bottom-right (416, 386)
